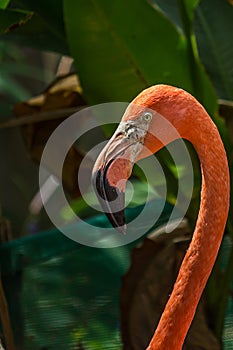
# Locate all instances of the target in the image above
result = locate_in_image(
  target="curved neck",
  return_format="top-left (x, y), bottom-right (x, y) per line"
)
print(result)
top-left (147, 116), bottom-right (230, 349)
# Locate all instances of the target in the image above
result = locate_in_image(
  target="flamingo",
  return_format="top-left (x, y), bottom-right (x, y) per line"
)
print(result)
top-left (92, 85), bottom-right (230, 349)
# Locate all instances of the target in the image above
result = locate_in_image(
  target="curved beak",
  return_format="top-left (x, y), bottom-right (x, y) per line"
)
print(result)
top-left (92, 130), bottom-right (143, 234)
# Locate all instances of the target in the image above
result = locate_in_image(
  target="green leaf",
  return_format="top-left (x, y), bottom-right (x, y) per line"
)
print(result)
top-left (147, 0), bottom-right (182, 33)
top-left (146, 0), bottom-right (200, 33)
top-left (194, 0), bottom-right (233, 100)
top-left (1, 13), bottom-right (69, 54)
top-left (182, 0), bottom-right (199, 22)
top-left (0, 8), bottom-right (33, 34)
top-left (146, 0), bottom-right (233, 101)
top-left (13, 0), bottom-right (66, 41)
top-left (145, 0), bottom-right (216, 114)
top-left (1, 0), bottom-right (68, 53)
top-left (0, 0), bottom-right (10, 9)
top-left (64, 0), bottom-right (195, 104)
top-left (64, 0), bottom-right (216, 114)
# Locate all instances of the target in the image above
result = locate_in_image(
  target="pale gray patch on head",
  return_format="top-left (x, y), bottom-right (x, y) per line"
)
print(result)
top-left (113, 112), bottom-right (153, 163)
top-left (117, 111), bottom-right (152, 144)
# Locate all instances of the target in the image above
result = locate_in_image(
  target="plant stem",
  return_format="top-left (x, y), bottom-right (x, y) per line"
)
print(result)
top-left (177, 0), bottom-right (202, 101)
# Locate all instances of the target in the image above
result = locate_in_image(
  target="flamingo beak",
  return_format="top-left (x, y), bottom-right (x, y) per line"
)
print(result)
top-left (92, 122), bottom-right (147, 234)
top-left (92, 135), bottom-right (135, 234)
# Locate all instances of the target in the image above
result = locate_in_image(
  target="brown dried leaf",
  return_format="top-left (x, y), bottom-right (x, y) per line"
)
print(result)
top-left (121, 221), bottom-right (220, 349)
top-left (13, 74), bottom-right (86, 197)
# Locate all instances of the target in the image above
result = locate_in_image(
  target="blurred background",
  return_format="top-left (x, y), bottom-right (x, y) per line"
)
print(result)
top-left (0, 0), bottom-right (233, 349)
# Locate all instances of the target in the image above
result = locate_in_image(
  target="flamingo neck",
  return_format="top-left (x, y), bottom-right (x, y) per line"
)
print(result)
top-left (147, 116), bottom-right (230, 349)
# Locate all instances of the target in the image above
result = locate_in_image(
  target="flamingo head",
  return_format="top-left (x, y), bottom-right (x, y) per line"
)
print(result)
top-left (92, 94), bottom-right (164, 234)
top-left (92, 85), bottom-right (195, 233)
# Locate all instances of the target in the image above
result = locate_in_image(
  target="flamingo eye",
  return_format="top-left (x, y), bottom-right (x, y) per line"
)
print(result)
top-left (142, 112), bottom-right (153, 121)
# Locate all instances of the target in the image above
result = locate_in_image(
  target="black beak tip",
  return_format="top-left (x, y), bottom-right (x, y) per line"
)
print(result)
top-left (92, 168), bottom-right (102, 198)
top-left (92, 168), bottom-right (127, 234)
